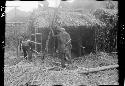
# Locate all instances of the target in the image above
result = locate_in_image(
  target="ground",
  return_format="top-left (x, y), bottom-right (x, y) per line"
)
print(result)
top-left (4, 52), bottom-right (118, 86)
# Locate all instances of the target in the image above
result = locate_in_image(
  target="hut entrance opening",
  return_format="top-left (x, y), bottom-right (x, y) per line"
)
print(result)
top-left (64, 26), bottom-right (95, 58)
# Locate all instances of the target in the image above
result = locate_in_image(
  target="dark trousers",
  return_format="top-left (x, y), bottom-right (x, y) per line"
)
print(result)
top-left (22, 46), bottom-right (32, 61)
top-left (59, 50), bottom-right (67, 68)
top-left (58, 48), bottom-right (71, 68)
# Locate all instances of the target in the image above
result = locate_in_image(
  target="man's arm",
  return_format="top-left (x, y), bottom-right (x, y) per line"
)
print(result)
top-left (29, 41), bottom-right (33, 51)
top-left (53, 33), bottom-right (60, 37)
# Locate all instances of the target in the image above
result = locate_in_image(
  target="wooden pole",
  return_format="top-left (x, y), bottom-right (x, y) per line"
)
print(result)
top-left (34, 16), bottom-right (36, 54)
top-left (77, 64), bottom-right (118, 74)
top-left (47, 0), bottom-right (61, 55)
top-left (52, 8), bottom-right (59, 55)
top-left (95, 26), bottom-right (98, 53)
top-left (115, 29), bottom-right (117, 52)
top-left (41, 30), bottom-right (42, 53)
top-left (15, 7), bottom-right (21, 58)
top-left (50, 8), bottom-right (57, 56)
top-left (53, 8), bottom-right (56, 55)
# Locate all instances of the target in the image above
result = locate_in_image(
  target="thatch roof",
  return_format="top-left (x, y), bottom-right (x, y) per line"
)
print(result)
top-left (30, 8), bottom-right (106, 28)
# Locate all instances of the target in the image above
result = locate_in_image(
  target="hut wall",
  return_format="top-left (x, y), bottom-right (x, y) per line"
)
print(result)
top-left (29, 24), bottom-right (117, 56)
top-left (30, 24), bottom-right (117, 57)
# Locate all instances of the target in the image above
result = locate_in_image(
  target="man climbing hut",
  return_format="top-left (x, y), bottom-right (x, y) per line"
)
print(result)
top-left (54, 26), bottom-right (72, 68)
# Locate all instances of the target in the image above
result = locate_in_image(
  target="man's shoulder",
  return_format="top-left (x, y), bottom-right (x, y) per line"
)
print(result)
top-left (22, 40), bottom-right (30, 45)
top-left (60, 31), bottom-right (68, 35)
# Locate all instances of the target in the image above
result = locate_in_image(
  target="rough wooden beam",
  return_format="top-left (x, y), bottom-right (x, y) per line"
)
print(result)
top-left (45, 64), bottom-right (118, 76)
top-left (77, 64), bottom-right (119, 74)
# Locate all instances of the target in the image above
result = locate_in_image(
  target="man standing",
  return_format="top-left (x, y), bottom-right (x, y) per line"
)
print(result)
top-left (54, 27), bottom-right (72, 68)
top-left (21, 39), bottom-right (33, 62)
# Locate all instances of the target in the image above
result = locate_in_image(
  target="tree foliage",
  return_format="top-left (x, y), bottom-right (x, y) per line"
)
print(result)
top-left (5, 23), bottom-right (30, 51)
top-left (92, 2), bottom-right (118, 52)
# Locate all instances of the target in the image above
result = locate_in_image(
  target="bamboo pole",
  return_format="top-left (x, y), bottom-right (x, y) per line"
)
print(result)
top-left (50, 8), bottom-right (57, 56)
top-left (115, 29), bottom-right (117, 52)
top-left (41, 31), bottom-right (42, 53)
top-left (46, 0), bottom-right (61, 55)
top-left (37, 4), bottom-right (42, 53)
top-left (53, 9), bottom-right (56, 55)
top-left (35, 28), bottom-right (36, 58)
top-left (46, 30), bottom-right (51, 54)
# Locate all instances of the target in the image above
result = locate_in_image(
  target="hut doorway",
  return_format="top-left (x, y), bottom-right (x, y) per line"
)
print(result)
top-left (65, 26), bottom-right (95, 58)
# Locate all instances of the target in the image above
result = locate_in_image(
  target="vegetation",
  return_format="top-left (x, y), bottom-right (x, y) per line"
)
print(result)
top-left (5, 1), bottom-right (118, 58)
top-left (4, 1), bottom-right (118, 86)
top-left (92, 1), bottom-right (118, 52)
top-left (5, 9), bottom-right (30, 59)
top-left (4, 52), bottom-right (118, 86)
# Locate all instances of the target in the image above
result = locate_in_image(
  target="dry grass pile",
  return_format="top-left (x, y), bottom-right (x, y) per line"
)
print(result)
top-left (72, 52), bottom-right (118, 68)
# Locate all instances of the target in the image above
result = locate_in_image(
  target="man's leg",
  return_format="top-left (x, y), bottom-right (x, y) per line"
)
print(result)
top-left (64, 47), bottom-right (72, 64)
top-left (61, 57), bottom-right (66, 68)
top-left (22, 47), bottom-right (28, 60)
top-left (27, 49), bottom-right (33, 62)
top-left (59, 51), bottom-right (66, 68)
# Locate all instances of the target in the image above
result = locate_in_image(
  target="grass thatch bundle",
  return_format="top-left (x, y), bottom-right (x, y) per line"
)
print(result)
top-left (30, 8), bottom-right (106, 29)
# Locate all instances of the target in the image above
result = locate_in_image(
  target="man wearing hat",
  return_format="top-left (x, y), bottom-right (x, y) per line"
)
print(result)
top-left (20, 38), bottom-right (33, 62)
top-left (54, 27), bottom-right (72, 68)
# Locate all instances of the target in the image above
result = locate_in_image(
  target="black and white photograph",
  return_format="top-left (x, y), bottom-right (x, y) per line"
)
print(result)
top-left (4, 0), bottom-right (118, 86)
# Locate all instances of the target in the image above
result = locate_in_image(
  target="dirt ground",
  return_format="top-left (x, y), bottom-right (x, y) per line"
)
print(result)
top-left (4, 52), bottom-right (118, 86)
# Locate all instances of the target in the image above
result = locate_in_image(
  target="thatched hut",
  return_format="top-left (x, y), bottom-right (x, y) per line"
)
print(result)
top-left (28, 7), bottom-right (107, 57)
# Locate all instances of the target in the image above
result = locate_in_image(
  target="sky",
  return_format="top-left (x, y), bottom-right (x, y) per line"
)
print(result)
top-left (6, 1), bottom-right (39, 12)
top-left (6, 0), bottom-right (63, 12)
top-left (46, 0), bottom-right (61, 7)
top-left (6, 0), bottom-right (101, 13)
